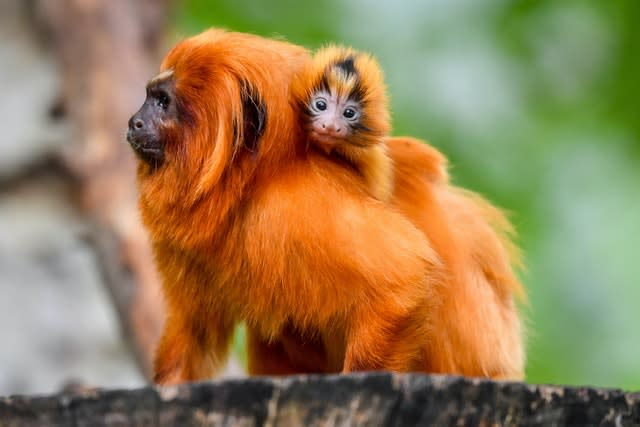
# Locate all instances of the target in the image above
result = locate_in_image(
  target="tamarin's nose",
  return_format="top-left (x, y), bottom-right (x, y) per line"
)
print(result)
top-left (128, 116), bottom-right (144, 130)
top-left (322, 123), bottom-right (340, 133)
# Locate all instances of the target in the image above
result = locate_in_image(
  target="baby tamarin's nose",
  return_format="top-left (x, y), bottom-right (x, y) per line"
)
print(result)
top-left (322, 123), bottom-right (341, 133)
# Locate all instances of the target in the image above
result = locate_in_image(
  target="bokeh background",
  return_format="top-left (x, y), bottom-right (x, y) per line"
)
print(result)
top-left (1, 0), bottom-right (638, 395)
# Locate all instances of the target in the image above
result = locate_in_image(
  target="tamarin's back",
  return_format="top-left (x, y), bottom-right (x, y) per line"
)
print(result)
top-left (256, 136), bottom-right (525, 379)
top-left (387, 136), bottom-right (525, 378)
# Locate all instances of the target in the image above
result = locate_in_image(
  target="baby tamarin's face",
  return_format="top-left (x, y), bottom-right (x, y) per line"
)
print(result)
top-left (307, 89), bottom-right (361, 152)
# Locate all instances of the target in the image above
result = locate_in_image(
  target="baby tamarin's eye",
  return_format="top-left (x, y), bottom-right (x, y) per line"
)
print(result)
top-left (313, 98), bottom-right (327, 111)
top-left (343, 107), bottom-right (358, 120)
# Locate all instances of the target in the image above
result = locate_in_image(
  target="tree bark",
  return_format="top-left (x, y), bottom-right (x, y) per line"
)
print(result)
top-left (1, 373), bottom-right (638, 426)
top-left (35, 0), bottom-right (171, 379)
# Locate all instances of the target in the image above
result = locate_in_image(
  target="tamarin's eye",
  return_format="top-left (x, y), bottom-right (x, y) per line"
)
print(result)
top-left (343, 107), bottom-right (357, 119)
top-left (314, 99), bottom-right (327, 111)
top-left (156, 92), bottom-right (171, 110)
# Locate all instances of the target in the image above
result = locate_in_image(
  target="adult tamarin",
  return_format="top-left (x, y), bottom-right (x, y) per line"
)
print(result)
top-left (292, 45), bottom-right (393, 201)
top-left (127, 29), bottom-right (525, 384)
top-left (127, 29), bottom-right (442, 384)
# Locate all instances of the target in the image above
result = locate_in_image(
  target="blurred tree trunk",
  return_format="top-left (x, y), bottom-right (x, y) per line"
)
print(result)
top-left (35, 0), bottom-right (170, 379)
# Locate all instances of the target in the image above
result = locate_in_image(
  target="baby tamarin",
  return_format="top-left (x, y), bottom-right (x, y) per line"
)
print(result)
top-left (292, 46), bottom-right (393, 201)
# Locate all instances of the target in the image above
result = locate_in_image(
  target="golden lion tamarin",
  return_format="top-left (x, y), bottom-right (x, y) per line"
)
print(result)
top-left (127, 29), bottom-right (525, 384)
top-left (292, 45), bottom-right (393, 201)
top-left (128, 29), bottom-right (442, 383)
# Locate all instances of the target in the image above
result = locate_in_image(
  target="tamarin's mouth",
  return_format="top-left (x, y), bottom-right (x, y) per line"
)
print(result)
top-left (127, 131), bottom-right (165, 164)
top-left (309, 131), bottom-right (339, 146)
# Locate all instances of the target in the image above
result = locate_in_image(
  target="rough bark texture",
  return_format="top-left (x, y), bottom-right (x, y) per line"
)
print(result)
top-left (1, 373), bottom-right (638, 427)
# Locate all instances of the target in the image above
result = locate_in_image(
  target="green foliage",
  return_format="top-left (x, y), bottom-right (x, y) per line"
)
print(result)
top-left (174, 0), bottom-right (640, 390)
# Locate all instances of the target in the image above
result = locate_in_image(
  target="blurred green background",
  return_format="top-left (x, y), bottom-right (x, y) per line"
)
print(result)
top-left (174, 0), bottom-right (640, 390)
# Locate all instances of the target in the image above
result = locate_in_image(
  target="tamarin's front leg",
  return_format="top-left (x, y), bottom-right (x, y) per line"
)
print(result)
top-left (343, 305), bottom-right (426, 373)
top-left (153, 308), bottom-right (234, 385)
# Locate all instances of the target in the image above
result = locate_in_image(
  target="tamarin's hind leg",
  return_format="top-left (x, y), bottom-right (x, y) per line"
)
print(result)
top-left (246, 328), bottom-right (303, 376)
top-left (343, 307), bottom-right (427, 373)
top-left (246, 327), bottom-right (327, 375)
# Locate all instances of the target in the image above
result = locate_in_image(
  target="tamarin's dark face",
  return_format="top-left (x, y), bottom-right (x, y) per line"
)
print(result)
top-left (127, 70), bottom-right (177, 166)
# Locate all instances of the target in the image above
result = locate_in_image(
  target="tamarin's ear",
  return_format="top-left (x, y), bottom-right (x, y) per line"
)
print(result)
top-left (235, 84), bottom-right (266, 153)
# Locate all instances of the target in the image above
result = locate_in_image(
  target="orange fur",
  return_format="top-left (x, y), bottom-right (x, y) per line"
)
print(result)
top-left (386, 136), bottom-right (525, 378)
top-left (269, 135), bottom-right (526, 379)
top-left (385, 136), bottom-right (449, 184)
top-left (133, 29), bottom-right (525, 385)
top-left (136, 29), bottom-right (442, 384)
top-left (291, 46), bottom-right (393, 201)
